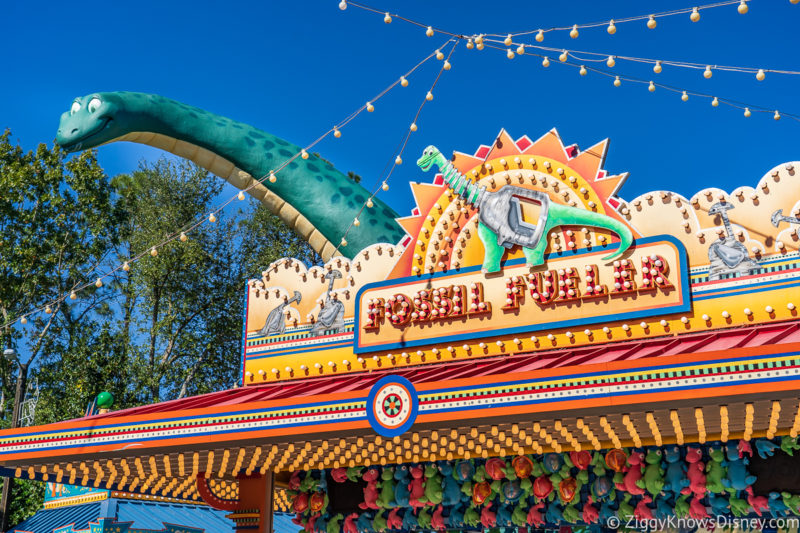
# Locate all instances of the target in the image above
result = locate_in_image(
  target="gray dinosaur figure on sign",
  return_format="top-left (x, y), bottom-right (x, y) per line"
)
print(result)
top-left (311, 270), bottom-right (346, 335)
top-left (707, 202), bottom-right (759, 280)
top-left (259, 290), bottom-right (302, 336)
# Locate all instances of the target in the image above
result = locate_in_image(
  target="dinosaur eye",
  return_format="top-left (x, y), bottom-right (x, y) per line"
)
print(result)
top-left (87, 97), bottom-right (102, 113)
top-left (70, 101), bottom-right (81, 115)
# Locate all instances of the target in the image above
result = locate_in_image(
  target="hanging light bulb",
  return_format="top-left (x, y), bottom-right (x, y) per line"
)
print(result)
top-left (383, 12), bottom-right (392, 23)
top-left (711, 97), bottom-right (719, 107)
top-left (516, 45), bottom-right (525, 55)
top-left (338, 0), bottom-right (347, 10)
top-left (613, 76), bottom-right (621, 87)
top-left (20, 317), bottom-right (27, 325)
top-left (466, 39), bottom-right (474, 49)
top-left (506, 49), bottom-right (515, 59)
top-left (570, 24), bottom-right (579, 38)
top-left (681, 91), bottom-right (689, 101)
top-left (354, 218), bottom-right (360, 227)
top-left (395, 156), bottom-right (402, 165)
top-left (744, 107), bottom-right (751, 117)
top-left (606, 56), bottom-right (616, 67)
top-left (476, 41), bottom-right (484, 50)
top-left (559, 50), bottom-right (568, 62)
top-left (400, 76), bottom-right (408, 87)
top-left (70, 291), bottom-right (77, 300)
top-left (122, 261), bottom-right (130, 272)
top-left (366, 199), bottom-right (374, 208)
top-left (150, 246), bottom-right (158, 257)
top-left (209, 213), bottom-right (217, 223)
top-left (95, 278), bottom-right (103, 288)
top-left (579, 65), bottom-right (587, 76)
top-left (382, 182), bottom-right (389, 191)
top-left (690, 7), bottom-right (701, 21)
top-left (703, 66), bottom-right (713, 78)
top-left (504, 34), bottom-right (512, 46)
top-left (542, 56), bottom-right (550, 67)
top-left (180, 232), bottom-right (188, 242)
top-left (607, 20), bottom-right (616, 34)
top-left (341, 238), bottom-right (348, 246)
top-left (475, 34), bottom-right (483, 45)
top-left (237, 190), bottom-right (245, 200)
top-left (301, 150), bottom-right (309, 159)
top-left (334, 128), bottom-right (342, 138)
top-left (647, 15), bottom-right (657, 29)
top-left (366, 102), bottom-right (375, 112)
top-left (410, 122), bottom-right (418, 132)
top-left (653, 61), bottom-right (662, 74)
top-left (426, 26), bottom-right (434, 37)
top-left (269, 171), bottom-right (277, 183)
top-left (426, 91), bottom-right (433, 101)
top-left (738, 0), bottom-right (748, 14)
top-left (435, 49), bottom-right (444, 60)
top-left (648, 81), bottom-right (656, 92)
top-left (45, 305), bottom-right (53, 314)
top-left (535, 30), bottom-right (544, 42)
top-left (774, 110), bottom-right (782, 120)
top-left (756, 69), bottom-right (765, 81)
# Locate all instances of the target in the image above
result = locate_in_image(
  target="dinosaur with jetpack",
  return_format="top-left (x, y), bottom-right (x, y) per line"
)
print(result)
top-left (416, 145), bottom-right (634, 273)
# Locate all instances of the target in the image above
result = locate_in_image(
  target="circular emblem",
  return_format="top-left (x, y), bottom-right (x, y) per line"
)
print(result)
top-left (366, 376), bottom-right (418, 436)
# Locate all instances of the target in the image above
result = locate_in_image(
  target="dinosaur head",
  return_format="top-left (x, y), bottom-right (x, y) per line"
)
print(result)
top-left (417, 145), bottom-right (443, 172)
top-left (56, 92), bottom-right (128, 152)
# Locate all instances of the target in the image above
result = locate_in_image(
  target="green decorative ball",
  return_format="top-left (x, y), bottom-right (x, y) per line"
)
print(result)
top-left (96, 391), bottom-right (113, 409)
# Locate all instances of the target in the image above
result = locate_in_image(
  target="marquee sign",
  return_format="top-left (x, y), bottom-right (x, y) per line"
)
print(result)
top-left (355, 236), bottom-right (689, 353)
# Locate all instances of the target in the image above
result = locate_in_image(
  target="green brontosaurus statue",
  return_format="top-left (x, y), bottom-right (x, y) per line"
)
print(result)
top-left (417, 145), bottom-right (634, 273)
top-left (55, 92), bottom-right (406, 260)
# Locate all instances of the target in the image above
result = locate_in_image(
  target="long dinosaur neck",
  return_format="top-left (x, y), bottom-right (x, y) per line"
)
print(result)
top-left (435, 154), bottom-right (481, 205)
top-left (103, 92), bottom-right (405, 260)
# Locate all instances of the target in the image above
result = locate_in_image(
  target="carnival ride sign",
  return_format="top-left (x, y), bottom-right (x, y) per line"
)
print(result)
top-left (355, 236), bottom-right (689, 353)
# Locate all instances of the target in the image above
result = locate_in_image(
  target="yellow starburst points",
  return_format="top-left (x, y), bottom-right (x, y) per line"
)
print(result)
top-left (392, 129), bottom-right (635, 277)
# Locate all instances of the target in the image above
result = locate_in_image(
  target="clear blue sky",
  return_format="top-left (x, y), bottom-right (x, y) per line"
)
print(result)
top-left (3, 1), bottom-right (798, 217)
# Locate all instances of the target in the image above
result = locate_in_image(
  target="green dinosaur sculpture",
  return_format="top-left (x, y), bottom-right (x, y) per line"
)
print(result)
top-left (782, 436), bottom-right (800, 456)
top-left (674, 494), bottom-right (690, 518)
top-left (729, 495), bottom-right (751, 516)
top-left (55, 92), bottom-right (406, 260)
top-left (590, 452), bottom-right (607, 477)
top-left (618, 493), bottom-right (634, 522)
top-left (705, 448), bottom-right (727, 494)
top-left (511, 501), bottom-right (528, 526)
top-left (463, 506), bottom-right (480, 526)
top-left (636, 449), bottom-right (665, 496)
top-left (782, 492), bottom-right (800, 515)
top-left (562, 503), bottom-right (580, 523)
top-left (423, 464), bottom-right (443, 505)
top-left (347, 467), bottom-right (363, 483)
top-left (372, 511), bottom-right (387, 532)
top-left (328, 513), bottom-right (343, 533)
top-left (417, 145), bottom-right (634, 273)
top-left (377, 468), bottom-right (395, 509)
top-left (417, 507), bottom-right (432, 529)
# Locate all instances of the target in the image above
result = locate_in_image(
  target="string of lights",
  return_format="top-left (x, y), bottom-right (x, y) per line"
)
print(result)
top-left (481, 42), bottom-right (800, 123)
top-left (330, 40), bottom-right (459, 256)
top-left (5, 40), bottom-right (455, 330)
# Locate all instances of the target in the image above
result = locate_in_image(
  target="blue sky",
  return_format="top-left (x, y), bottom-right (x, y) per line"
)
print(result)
top-left (3, 1), bottom-right (799, 218)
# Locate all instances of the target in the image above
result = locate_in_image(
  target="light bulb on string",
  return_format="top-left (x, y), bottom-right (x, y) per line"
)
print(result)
top-left (366, 102), bottom-right (375, 112)
top-left (516, 45), bottom-right (524, 55)
top-left (542, 57), bottom-right (550, 68)
top-left (383, 12), bottom-right (392, 23)
top-left (301, 150), bottom-right (309, 159)
top-left (607, 20), bottom-right (616, 34)
top-left (366, 199), bottom-right (374, 208)
top-left (338, 0), bottom-right (347, 10)
top-left (579, 65), bottom-right (587, 76)
top-left (711, 97), bottom-right (719, 107)
top-left (410, 122), bottom-right (418, 132)
top-left (606, 56), bottom-right (615, 67)
top-left (209, 213), bottom-right (217, 223)
top-left (426, 91), bottom-right (433, 101)
top-left (476, 41), bottom-right (484, 50)
top-left (647, 15), bottom-right (657, 29)
top-left (466, 39), bottom-right (474, 49)
top-left (395, 156), bottom-right (402, 165)
top-left (738, 0), bottom-right (748, 14)
top-left (353, 218), bottom-right (360, 227)
top-left (504, 34), bottom-right (512, 46)
top-left (690, 7), bottom-right (701, 21)
top-left (20, 317), bottom-right (27, 325)
top-left (475, 35), bottom-right (483, 45)
top-left (269, 171), bottom-right (277, 183)
top-left (334, 128), bottom-right (342, 138)
top-left (95, 278), bottom-right (103, 288)
top-left (774, 110), bottom-right (781, 120)
top-left (435, 50), bottom-right (444, 60)
top-left (237, 191), bottom-right (245, 200)
top-left (45, 305), bottom-right (52, 314)
top-left (506, 49), bottom-right (515, 59)
top-left (653, 61), bottom-right (662, 74)
top-left (400, 76), bottom-right (408, 87)
top-left (426, 26), bottom-right (434, 37)
top-left (756, 69), bottom-right (765, 81)
top-left (150, 246), bottom-right (158, 257)
top-left (70, 291), bottom-right (77, 300)
top-left (613, 76), bottom-right (621, 87)
top-left (559, 50), bottom-right (568, 62)
top-left (744, 107), bottom-right (751, 117)
top-left (648, 81), bottom-right (656, 92)
top-left (180, 232), bottom-right (188, 242)
top-left (570, 25), bottom-right (579, 38)
top-left (122, 261), bottom-right (130, 272)
top-left (681, 91), bottom-right (689, 102)
top-left (703, 66), bottom-right (713, 79)
top-left (382, 182), bottom-right (389, 191)
top-left (341, 238), bottom-right (348, 246)
top-left (535, 30), bottom-right (544, 42)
